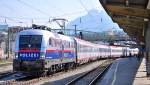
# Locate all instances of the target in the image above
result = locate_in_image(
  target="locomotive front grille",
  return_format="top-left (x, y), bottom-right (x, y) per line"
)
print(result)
top-left (13, 59), bottom-right (44, 72)
top-left (22, 60), bottom-right (44, 71)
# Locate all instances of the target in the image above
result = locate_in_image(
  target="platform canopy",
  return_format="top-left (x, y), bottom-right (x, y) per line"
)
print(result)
top-left (100, 0), bottom-right (150, 44)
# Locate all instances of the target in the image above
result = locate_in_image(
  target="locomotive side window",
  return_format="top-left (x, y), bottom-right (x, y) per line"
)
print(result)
top-left (49, 38), bottom-right (51, 45)
top-left (51, 38), bottom-right (54, 46)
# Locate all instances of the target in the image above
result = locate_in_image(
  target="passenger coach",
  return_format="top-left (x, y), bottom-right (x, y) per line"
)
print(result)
top-left (13, 29), bottom-right (139, 75)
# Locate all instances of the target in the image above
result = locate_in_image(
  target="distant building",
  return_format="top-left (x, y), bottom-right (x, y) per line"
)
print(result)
top-left (0, 24), bottom-right (8, 29)
top-left (0, 48), bottom-right (4, 59)
top-left (107, 28), bottom-right (114, 36)
top-left (0, 25), bottom-right (23, 59)
top-left (9, 26), bottom-right (26, 33)
top-left (0, 42), bottom-right (6, 53)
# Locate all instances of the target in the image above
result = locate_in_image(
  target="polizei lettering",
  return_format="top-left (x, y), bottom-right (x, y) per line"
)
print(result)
top-left (19, 52), bottom-right (39, 58)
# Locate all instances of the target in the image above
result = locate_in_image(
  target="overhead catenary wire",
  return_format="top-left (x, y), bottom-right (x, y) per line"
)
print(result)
top-left (56, 10), bottom-right (86, 18)
top-left (0, 17), bottom-right (32, 28)
top-left (77, 0), bottom-right (103, 31)
top-left (0, 10), bottom-right (86, 21)
top-left (0, 16), bottom-right (49, 20)
top-left (0, 16), bottom-right (55, 26)
top-left (46, 0), bottom-right (87, 18)
top-left (78, 0), bottom-right (94, 17)
top-left (0, 1), bottom-right (15, 12)
top-left (46, 0), bottom-right (64, 15)
top-left (17, 0), bottom-right (78, 20)
top-left (0, 16), bottom-right (23, 23)
top-left (0, 0), bottom-right (102, 29)
top-left (17, 0), bottom-right (53, 18)
top-left (77, 0), bottom-right (103, 20)
top-left (0, 0), bottom-right (89, 24)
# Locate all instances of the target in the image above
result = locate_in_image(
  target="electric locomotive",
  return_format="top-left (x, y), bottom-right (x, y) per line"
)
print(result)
top-left (13, 29), bottom-right (76, 75)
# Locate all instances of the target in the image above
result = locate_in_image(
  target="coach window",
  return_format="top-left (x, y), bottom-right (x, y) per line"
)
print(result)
top-left (72, 42), bottom-right (74, 48)
top-left (66, 41), bottom-right (68, 48)
top-left (55, 39), bottom-right (57, 47)
top-left (64, 41), bottom-right (66, 48)
top-left (102, 48), bottom-right (104, 52)
top-left (88, 47), bottom-right (90, 52)
top-left (99, 48), bottom-right (101, 52)
top-left (67, 41), bottom-right (69, 48)
top-left (79, 45), bottom-right (81, 52)
top-left (70, 42), bottom-right (72, 48)
top-left (58, 40), bottom-right (61, 47)
top-left (85, 47), bottom-right (87, 52)
top-left (84, 47), bottom-right (87, 52)
top-left (51, 38), bottom-right (54, 46)
top-left (71, 42), bottom-right (74, 48)
top-left (77, 44), bottom-right (80, 51)
top-left (49, 38), bottom-right (51, 45)
top-left (54, 39), bottom-right (57, 47)
top-left (68, 42), bottom-right (70, 48)
top-left (82, 46), bottom-right (84, 52)
top-left (80, 45), bottom-right (82, 52)
top-left (107, 49), bottom-right (109, 52)
top-left (93, 48), bottom-right (95, 52)
top-left (65, 41), bottom-right (67, 48)
top-left (104, 49), bottom-right (106, 52)
top-left (101, 48), bottom-right (103, 52)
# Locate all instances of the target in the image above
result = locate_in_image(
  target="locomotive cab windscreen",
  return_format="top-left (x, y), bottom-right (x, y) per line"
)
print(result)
top-left (17, 35), bottom-right (43, 60)
top-left (19, 35), bottom-right (42, 50)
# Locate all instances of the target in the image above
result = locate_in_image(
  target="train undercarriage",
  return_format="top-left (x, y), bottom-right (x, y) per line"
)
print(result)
top-left (13, 59), bottom-right (76, 76)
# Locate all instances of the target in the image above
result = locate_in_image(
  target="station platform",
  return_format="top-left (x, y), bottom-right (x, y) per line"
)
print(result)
top-left (98, 57), bottom-right (146, 85)
top-left (133, 58), bottom-right (150, 85)
top-left (0, 62), bottom-right (12, 73)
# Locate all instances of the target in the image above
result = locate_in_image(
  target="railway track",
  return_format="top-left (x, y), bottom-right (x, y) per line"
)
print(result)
top-left (65, 60), bottom-right (112, 85)
top-left (0, 71), bottom-right (14, 79)
top-left (0, 71), bottom-right (59, 85)
top-left (0, 60), bottom-right (113, 85)
top-left (0, 72), bottom-right (31, 85)
top-left (0, 72), bottom-right (29, 81)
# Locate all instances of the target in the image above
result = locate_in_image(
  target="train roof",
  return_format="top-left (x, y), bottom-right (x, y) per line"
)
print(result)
top-left (18, 29), bottom-right (50, 35)
top-left (18, 29), bottom-right (74, 42)
top-left (75, 38), bottom-right (110, 48)
top-left (75, 38), bottom-right (96, 47)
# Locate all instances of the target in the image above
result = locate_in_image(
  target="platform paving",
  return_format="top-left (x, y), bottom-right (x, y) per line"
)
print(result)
top-left (133, 58), bottom-right (150, 85)
top-left (97, 57), bottom-right (142, 85)
top-left (0, 63), bottom-right (12, 73)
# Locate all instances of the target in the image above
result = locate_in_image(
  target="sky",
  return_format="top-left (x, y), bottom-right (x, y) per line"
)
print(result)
top-left (0, 0), bottom-right (120, 29)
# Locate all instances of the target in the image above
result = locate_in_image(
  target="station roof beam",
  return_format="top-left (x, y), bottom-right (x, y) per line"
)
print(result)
top-left (100, 0), bottom-right (150, 44)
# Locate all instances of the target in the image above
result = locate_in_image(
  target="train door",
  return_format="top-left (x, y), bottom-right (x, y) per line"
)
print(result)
top-left (109, 46), bottom-right (112, 58)
top-left (74, 39), bottom-right (78, 63)
top-left (122, 47), bottom-right (126, 57)
top-left (60, 41), bottom-right (64, 62)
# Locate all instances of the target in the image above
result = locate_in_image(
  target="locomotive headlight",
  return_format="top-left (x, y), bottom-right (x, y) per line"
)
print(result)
top-left (15, 52), bottom-right (18, 59)
top-left (41, 55), bottom-right (45, 59)
top-left (40, 52), bottom-right (45, 59)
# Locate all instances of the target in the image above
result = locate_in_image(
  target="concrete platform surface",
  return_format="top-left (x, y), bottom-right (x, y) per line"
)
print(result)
top-left (97, 57), bottom-right (142, 85)
top-left (0, 63), bottom-right (12, 73)
top-left (133, 58), bottom-right (150, 85)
